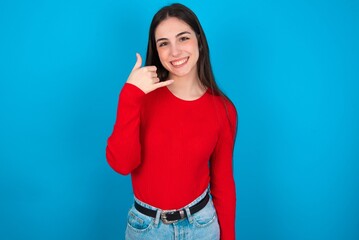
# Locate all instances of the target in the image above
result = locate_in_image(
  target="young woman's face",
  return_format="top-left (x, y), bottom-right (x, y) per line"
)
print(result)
top-left (155, 17), bottom-right (199, 80)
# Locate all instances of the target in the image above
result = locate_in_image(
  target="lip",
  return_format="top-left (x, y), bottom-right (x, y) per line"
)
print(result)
top-left (170, 57), bottom-right (189, 67)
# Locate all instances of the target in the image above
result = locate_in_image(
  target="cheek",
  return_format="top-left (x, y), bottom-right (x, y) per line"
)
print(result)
top-left (156, 49), bottom-right (171, 70)
top-left (157, 48), bottom-right (168, 62)
top-left (186, 40), bottom-right (199, 55)
top-left (188, 45), bottom-right (199, 60)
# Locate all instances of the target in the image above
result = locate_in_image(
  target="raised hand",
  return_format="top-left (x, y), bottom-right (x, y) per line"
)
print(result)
top-left (126, 53), bottom-right (174, 94)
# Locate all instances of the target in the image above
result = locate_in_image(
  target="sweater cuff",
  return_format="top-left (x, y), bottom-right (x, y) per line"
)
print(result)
top-left (120, 83), bottom-right (146, 105)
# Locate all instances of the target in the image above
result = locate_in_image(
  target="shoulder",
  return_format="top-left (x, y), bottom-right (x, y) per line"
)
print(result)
top-left (209, 93), bottom-right (237, 119)
top-left (223, 96), bottom-right (237, 119)
top-left (208, 93), bottom-right (237, 136)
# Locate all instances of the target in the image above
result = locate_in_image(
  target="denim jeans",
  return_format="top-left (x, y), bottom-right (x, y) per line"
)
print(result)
top-left (125, 189), bottom-right (220, 240)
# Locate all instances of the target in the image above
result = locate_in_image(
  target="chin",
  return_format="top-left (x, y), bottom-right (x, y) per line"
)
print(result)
top-left (169, 66), bottom-right (196, 78)
top-left (170, 70), bottom-right (191, 78)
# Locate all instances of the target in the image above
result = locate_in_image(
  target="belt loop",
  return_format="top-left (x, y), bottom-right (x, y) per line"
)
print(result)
top-left (154, 209), bottom-right (161, 228)
top-left (185, 207), bottom-right (193, 224)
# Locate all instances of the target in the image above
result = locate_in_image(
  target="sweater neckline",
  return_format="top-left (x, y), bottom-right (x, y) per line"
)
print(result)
top-left (164, 86), bottom-right (209, 103)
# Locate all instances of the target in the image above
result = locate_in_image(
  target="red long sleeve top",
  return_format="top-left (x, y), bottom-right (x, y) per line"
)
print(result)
top-left (106, 83), bottom-right (237, 239)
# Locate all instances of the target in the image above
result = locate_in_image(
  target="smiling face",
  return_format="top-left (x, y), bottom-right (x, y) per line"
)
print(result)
top-left (155, 17), bottom-right (199, 81)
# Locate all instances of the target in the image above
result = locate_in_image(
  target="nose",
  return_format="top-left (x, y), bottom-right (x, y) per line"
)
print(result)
top-left (170, 43), bottom-right (181, 57)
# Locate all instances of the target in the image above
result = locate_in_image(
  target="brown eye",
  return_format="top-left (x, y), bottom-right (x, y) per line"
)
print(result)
top-left (158, 42), bottom-right (168, 47)
top-left (179, 37), bottom-right (190, 42)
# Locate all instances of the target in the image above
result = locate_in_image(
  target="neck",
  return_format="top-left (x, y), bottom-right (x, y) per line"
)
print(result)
top-left (167, 73), bottom-right (206, 100)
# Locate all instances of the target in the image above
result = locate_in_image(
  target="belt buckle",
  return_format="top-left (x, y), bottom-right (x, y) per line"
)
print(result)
top-left (160, 210), bottom-right (185, 224)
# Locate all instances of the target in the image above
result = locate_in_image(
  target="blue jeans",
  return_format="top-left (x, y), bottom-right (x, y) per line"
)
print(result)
top-left (125, 189), bottom-right (220, 240)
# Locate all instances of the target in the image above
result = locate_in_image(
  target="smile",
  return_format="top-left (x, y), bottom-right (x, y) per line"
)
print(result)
top-left (171, 57), bottom-right (189, 67)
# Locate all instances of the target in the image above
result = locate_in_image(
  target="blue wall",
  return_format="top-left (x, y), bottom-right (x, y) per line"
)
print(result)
top-left (1, 0), bottom-right (358, 239)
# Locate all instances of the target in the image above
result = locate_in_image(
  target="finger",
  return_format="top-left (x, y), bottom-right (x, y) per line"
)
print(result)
top-left (144, 66), bottom-right (157, 72)
top-left (132, 53), bottom-right (142, 71)
top-left (151, 72), bottom-right (158, 78)
top-left (153, 77), bottom-right (160, 83)
top-left (153, 79), bottom-right (174, 89)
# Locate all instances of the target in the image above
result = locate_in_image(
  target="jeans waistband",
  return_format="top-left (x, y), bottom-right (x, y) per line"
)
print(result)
top-left (134, 188), bottom-right (209, 211)
top-left (133, 188), bottom-right (209, 226)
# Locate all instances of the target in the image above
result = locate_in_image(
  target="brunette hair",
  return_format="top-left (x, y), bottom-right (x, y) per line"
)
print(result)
top-left (145, 3), bottom-right (223, 96)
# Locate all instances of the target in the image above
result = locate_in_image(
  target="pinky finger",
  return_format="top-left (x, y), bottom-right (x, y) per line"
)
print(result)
top-left (154, 79), bottom-right (175, 89)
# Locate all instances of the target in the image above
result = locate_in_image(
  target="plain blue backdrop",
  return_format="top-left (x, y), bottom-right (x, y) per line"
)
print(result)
top-left (1, 0), bottom-right (358, 239)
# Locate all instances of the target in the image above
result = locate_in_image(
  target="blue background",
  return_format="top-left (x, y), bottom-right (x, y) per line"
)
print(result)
top-left (1, 0), bottom-right (358, 239)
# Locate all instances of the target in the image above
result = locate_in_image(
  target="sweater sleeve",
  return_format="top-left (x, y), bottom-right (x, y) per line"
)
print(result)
top-left (210, 99), bottom-right (237, 240)
top-left (106, 83), bottom-right (145, 175)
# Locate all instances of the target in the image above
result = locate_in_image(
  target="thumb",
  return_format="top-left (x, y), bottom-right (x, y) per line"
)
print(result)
top-left (132, 53), bottom-right (142, 70)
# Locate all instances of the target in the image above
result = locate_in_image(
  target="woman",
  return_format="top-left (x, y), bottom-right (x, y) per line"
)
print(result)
top-left (106, 3), bottom-right (237, 240)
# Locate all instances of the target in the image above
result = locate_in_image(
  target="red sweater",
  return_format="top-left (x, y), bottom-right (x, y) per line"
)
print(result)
top-left (106, 83), bottom-right (237, 239)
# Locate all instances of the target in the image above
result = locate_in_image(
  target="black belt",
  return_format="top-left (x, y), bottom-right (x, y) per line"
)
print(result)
top-left (134, 193), bottom-right (210, 224)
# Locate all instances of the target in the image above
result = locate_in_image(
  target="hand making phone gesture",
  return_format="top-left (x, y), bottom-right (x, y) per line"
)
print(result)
top-left (126, 53), bottom-right (174, 94)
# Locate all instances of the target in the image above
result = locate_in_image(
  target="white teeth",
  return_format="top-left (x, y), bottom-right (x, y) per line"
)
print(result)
top-left (172, 58), bottom-right (188, 66)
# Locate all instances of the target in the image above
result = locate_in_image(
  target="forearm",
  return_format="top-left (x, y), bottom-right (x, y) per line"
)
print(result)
top-left (106, 83), bottom-right (145, 175)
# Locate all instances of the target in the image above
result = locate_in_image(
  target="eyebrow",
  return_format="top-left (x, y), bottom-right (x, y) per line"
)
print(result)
top-left (156, 31), bottom-right (191, 43)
